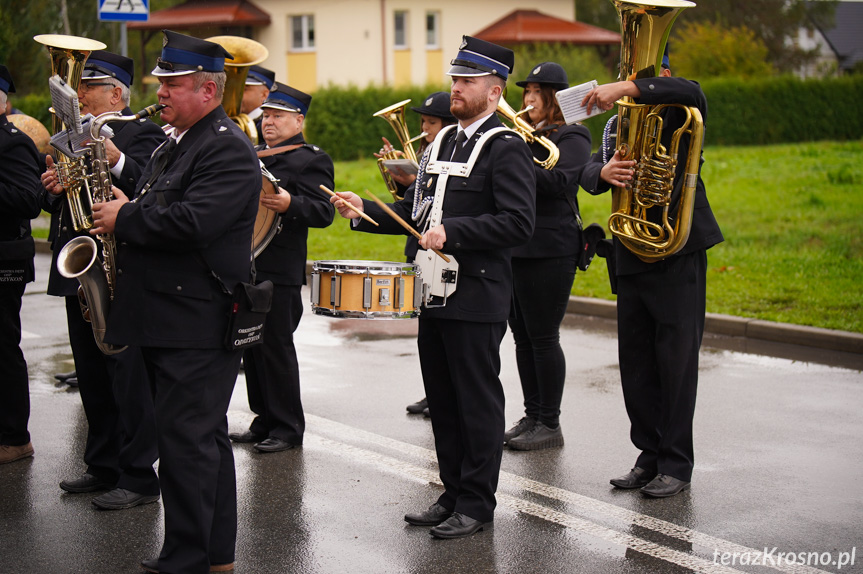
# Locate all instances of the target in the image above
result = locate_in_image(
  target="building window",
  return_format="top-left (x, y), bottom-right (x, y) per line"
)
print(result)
top-left (394, 11), bottom-right (408, 49)
top-left (426, 11), bottom-right (439, 49)
top-left (291, 15), bottom-right (315, 51)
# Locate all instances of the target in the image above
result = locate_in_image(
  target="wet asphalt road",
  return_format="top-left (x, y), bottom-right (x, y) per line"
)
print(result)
top-left (2, 252), bottom-right (862, 574)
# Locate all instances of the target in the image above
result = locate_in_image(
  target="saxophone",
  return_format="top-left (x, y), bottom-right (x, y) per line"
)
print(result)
top-left (56, 104), bottom-right (165, 355)
top-left (607, 0), bottom-right (703, 262)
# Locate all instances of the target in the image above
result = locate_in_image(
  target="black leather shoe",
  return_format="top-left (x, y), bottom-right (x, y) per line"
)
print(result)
top-left (508, 422), bottom-right (564, 451)
top-left (610, 466), bottom-right (655, 489)
top-left (54, 370), bottom-right (76, 382)
top-left (429, 512), bottom-right (491, 539)
top-left (141, 558), bottom-right (234, 573)
top-left (640, 474), bottom-right (691, 498)
top-left (92, 488), bottom-right (159, 510)
top-left (504, 416), bottom-right (536, 444)
top-left (254, 437), bottom-right (298, 453)
top-left (406, 397), bottom-right (428, 414)
top-left (404, 502), bottom-right (452, 526)
top-left (64, 376), bottom-right (79, 387)
top-left (422, 407), bottom-right (430, 417)
top-left (228, 430), bottom-right (266, 443)
top-left (60, 473), bottom-right (113, 493)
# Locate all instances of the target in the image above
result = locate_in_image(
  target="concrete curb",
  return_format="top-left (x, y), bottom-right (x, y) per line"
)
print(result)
top-left (566, 296), bottom-right (863, 356)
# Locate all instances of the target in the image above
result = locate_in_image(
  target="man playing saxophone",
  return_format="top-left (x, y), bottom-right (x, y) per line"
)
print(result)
top-left (580, 49), bottom-right (723, 498)
top-left (39, 50), bottom-right (165, 509)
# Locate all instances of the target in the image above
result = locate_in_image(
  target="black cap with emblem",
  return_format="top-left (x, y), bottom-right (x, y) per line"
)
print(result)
top-left (447, 36), bottom-right (514, 79)
top-left (246, 65), bottom-right (276, 89)
top-left (83, 50), bottom-right (135, 87)
top-left (410, 91), bottom-right (455, 122)
top-left (152, 30), bottom-right (234, 77)
top-left (516, 62), bottom-right (569, 91)
top-left (0, 64), bottom-right (15, 94)
top-left (261, 82), bottom-right (312, 116)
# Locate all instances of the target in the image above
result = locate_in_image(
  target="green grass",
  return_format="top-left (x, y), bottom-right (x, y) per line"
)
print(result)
top-left (35, 140), bottom-right (863, 333)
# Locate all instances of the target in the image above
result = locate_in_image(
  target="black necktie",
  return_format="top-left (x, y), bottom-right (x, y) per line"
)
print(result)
top-left (139, 138), bottom-right (177, 197)
top-left (450, 130), bottom-right (467, 161)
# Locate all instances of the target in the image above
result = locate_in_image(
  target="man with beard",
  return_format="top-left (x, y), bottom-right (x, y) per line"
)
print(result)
top-left (331, 35), bottom-right (535, 539)
top-left (229, 82), bottom-right (334, 453)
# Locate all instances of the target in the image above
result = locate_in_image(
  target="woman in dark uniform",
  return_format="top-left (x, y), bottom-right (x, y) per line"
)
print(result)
top-left (505, 62), bottom-right (591, 450)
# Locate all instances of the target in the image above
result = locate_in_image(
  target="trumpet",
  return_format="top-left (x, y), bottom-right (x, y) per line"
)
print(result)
top-left (496, 99), bottom-right (559, 169)
top-left (373, 99), bottom-right (426, 200)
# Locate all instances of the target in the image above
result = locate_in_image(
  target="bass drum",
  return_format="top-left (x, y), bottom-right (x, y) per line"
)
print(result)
top-left (252, 162), bottom-right (282, 259)
top-left (311, 260), bottom-right (422, 319)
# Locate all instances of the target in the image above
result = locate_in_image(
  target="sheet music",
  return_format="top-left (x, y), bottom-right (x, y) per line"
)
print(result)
top-left (48, 75), bottom-right (83, 134)
top-left (49, 115), bottom-right (114, 159)
top-left (555, 80), bottom-right (603, 125)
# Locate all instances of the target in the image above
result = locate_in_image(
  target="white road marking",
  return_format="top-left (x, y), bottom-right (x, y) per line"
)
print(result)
top-left (307, 414), bottom-right (833, 574)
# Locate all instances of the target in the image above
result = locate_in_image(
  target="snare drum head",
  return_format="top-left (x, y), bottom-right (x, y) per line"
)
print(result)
top-left (252, 176), bottom-right (280, 257)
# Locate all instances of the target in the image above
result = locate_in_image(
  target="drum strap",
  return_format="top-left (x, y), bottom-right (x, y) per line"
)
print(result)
top-left (256, 144), bottom-right (303, 158)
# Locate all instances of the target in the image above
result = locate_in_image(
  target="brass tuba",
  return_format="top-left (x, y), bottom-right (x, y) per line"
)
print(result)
top-left (34, 34), bottom-right (106, 232)
top-left (204, 35), bottom-right (269, 144)
top-left (373, 99), bottom-right (427, 200)
top-left (496, 99), bottom-right (559, 169)
top-left (607, 0), bottom-right (703, 262)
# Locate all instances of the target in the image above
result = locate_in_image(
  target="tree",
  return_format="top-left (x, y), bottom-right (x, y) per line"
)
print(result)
top-left (672, 21), bottom-right (775, 80)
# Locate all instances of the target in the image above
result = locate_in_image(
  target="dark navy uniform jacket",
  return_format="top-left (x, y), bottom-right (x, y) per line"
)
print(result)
top-left (355, 114), bottom-right (536, 323)
top-left (513, 123), bottom-right (591, 259)
top-left (0, 114), bottom-right (42, 282)
top-left (579, 76), bottom-right (723, 275)
top-left (254, 132), bottom-right (334, 286)
top-left (42, 107), bottom-right (166, 296)
top-left (105, 107), bottom-right (261, 349)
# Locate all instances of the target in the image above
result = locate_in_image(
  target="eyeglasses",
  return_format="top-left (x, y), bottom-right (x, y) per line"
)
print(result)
top-left (80, 82), bottom-right (113, 91)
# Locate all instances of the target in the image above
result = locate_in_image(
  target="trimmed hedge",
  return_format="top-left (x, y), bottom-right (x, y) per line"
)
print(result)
top-left (11, 76), bottom-right (862, 160)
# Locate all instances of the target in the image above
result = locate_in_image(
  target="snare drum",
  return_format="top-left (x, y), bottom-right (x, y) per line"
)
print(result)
top-left (311, 260), bottom-right (421, 319)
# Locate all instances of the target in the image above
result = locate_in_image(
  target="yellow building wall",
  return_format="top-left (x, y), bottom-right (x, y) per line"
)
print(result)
top-left (394, 50), bottom-right (412, 87)
top-left (425, 50), bottom-right (443, 85)
top-left (286, 52), bottom-right (317, 94)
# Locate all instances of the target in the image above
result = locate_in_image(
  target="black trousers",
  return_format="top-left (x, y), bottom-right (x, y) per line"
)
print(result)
top-left (0, 282), bottom-right (30, 446)
top-left (616, 250), bottom-right (707, 483)
top-left (508, 255), bottom-right (577, 427)
top-left (144, 347), bottom-right (241, 574)
top-left (418, 317), bottom-right (506, 523)
top-left (65, 296), bottom-right (158, 492)
top-left (242, 284), bottom-right (304, 444)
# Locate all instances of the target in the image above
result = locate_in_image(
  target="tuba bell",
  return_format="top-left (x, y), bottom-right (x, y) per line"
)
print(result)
top-left (34, 34), bottom-right (107, 232)
top-left (607, 0), bottom-right (703, 262)
top-left (204, 35), bottom-right (269, 144)
top-left (373, 99), bottom-right (427, 201)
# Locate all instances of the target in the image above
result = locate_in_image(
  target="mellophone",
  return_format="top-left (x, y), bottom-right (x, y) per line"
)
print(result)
top-left (311, 260), bottom-right (422, 319)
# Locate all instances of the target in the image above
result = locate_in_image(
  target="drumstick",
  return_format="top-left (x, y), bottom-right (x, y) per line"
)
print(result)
top-left (319, 185), bottom-right (379, 227)
top-left (362, 189), bottom-right (450, 263)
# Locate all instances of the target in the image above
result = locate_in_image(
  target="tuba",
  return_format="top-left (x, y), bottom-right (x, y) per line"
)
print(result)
top-left (496, 99), bottom-right (559, 169)
top-left (56, 104), bottom-right (166, 356)
top-left (373, 99), bottom-right (427, 200)
top-left (607, 0), bottom-right (703, 262)
top-left (34, 34), bottom-right (106, 232)
top-left (204, 35), bottom-right (269, 144)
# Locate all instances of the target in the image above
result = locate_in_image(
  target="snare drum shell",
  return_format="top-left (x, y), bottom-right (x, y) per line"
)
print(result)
top-left (311, 260), bottom-right (420, 319)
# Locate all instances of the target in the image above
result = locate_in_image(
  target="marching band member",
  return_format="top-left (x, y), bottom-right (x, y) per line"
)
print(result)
top-left (39, 50), bottom-right (164, 509)
top-left (241, 64), bottom-right (275, 139)
top-left (332, 36), bottom-right (535, 539)
top-left (90, 31), bottom-right (261, 572)
top-left (0, 65), bottom-right (41, 465)
top-left (503, 62), bottom-right (594, 451)
top-left (580, 49), bottom-right (723, 498)
top-left (230, 82), bottom-right (335, 453)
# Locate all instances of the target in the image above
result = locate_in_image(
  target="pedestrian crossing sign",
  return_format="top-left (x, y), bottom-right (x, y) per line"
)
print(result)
top-left (98, 0), bottom-right (150, 22)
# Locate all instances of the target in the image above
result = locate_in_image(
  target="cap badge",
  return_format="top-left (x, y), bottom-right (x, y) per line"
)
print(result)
top-left (533, 66), bottom-right (541, 75)
top-left (459, 38), bottom-right (468, 50)
top-left (425, 97), bottom-right (434, 106)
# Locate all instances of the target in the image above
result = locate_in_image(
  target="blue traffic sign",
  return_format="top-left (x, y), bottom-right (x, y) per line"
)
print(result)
top-left (98, 0), bottom-right (150, 22)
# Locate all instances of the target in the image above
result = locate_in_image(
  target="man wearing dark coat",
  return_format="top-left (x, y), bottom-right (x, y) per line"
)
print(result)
top-left (0, 64), bottom-right (42, 465)
top-left (332, 36), bottom-right (536, 539)
top-left (229, 82), bottom-right (335, 452)
top-left (90, 31), bottom-right (261, 574)
top-left (39, 50), bottom-right (165, 509)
